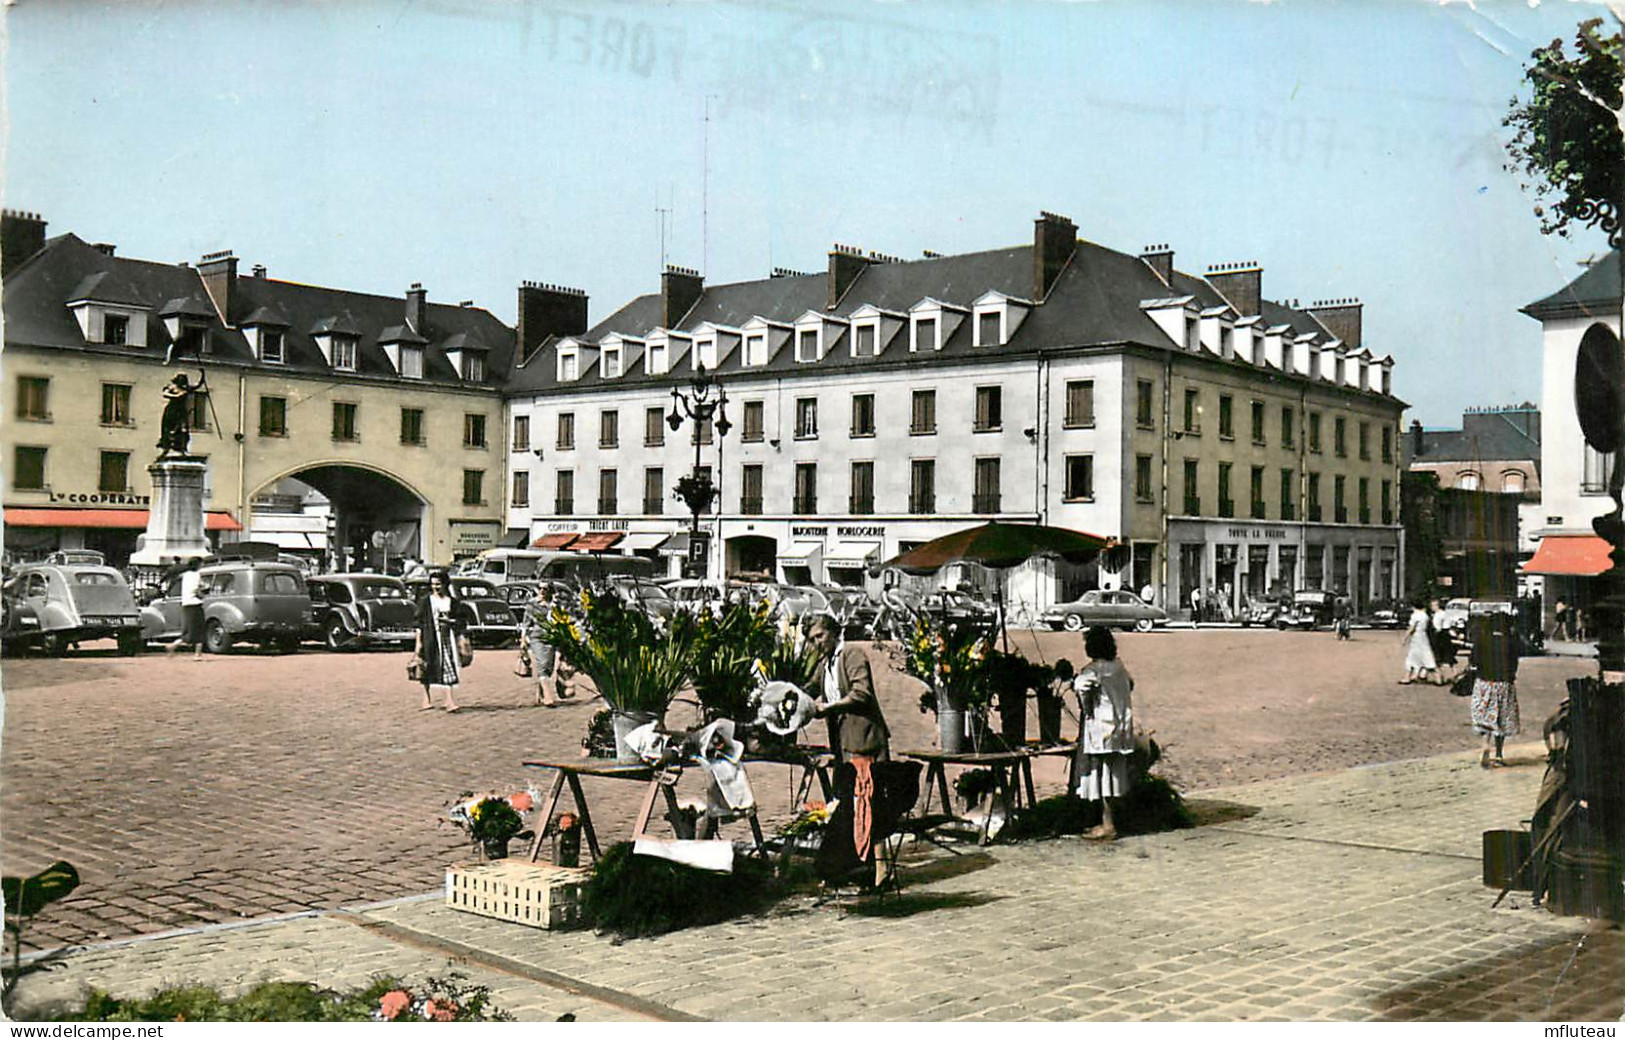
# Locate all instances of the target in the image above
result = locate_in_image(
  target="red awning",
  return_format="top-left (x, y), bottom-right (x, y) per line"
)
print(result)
top-left (572, 532), bottom-right (624, 553)
top-left (4, 507), bottom-right (243, 532)
top-left (1522, 534), bottom-right (1613, 576)
top-left (531, 532), bottom-right (578, 550)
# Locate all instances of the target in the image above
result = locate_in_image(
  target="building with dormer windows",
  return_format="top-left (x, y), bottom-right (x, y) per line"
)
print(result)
top-left (504, 211), bottom-right (1407, 619)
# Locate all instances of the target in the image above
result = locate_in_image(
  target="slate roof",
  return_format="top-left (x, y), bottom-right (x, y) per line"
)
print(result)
top-left (1405, 409), bottom-right (1541, 467)
top-left (3, 234), bottom-right (513, 388)
top-left (1522, 250), bottom-right (1623, 320)
top-left (505, 236), bottom-right (1356, 396)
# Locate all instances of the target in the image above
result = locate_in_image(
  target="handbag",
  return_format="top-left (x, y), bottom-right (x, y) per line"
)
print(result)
top-left (1451, 666), bottom-right (1477, 697)
top-left (407, 656), bottom-right (424, 683)
top-left (457, 635), bottom-right (475, 668)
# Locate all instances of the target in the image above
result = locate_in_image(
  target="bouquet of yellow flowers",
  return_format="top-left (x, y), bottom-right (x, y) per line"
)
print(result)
top-left (901, 617), bottom-right (993, 713)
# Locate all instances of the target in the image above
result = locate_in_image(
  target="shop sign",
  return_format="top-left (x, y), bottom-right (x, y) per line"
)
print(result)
top-left (1225, 526), bottom-right (1288, 540)
top-left (546, 522), bottom-right (577, 533)
top-left (791, 525), bottom-right (828, 537)
top-left (836, 525), bottom-right (885, 538)
top-left (588, 518), bottom-right (630, 532)
top-left (46, 490), bottom-right (152, 506)
top-left (450, 521), bottom-right (500, 553)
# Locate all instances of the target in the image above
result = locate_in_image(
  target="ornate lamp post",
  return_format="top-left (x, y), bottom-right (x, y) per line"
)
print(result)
top-left (667, 365), bottom-right (731, 579)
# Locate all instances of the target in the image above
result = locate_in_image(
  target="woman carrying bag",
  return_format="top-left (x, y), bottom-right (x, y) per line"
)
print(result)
top-left (411, 569), bottom-right (470, 713)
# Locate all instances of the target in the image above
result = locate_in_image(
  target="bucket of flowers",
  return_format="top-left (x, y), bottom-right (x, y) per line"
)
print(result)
top-left (777, 799), bottom-right (835, 852)
top-left (446, 789), bottom-right (535, 860)
top-left (900, 617), bottom-right (994, 752)
top-left (551, 811), bottom-right (583, 868)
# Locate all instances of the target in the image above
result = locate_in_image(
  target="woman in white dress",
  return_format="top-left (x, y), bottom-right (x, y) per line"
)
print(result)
top-left (1401, 597), bottom-right (1438, 685)
top-left (1073, 626), bottom-right (1135, 841)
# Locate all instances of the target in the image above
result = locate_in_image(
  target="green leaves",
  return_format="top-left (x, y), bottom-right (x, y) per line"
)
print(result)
top-left (3, 861), bottom-right (79, 925)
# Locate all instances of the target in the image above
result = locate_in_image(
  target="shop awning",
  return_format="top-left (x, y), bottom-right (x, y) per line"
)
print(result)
top-left (4, 507), bottom-right (243, 532)
top-left (531, 532), bottom-right (579, 550)
top-left (824, 539), bottom-right (881, 570)
top-left (498, 528), bottom-right (529, 548)
top-left (1522, 534), bottom-right (1613, 576)
top-left (659, 532), bottom-right (691, 556)
top-left (777, 541), bottom-right (823, 566)
top-left (619, 531), bottom-right (671, 552)
top-left (572, 532), bottom-right (624, 553)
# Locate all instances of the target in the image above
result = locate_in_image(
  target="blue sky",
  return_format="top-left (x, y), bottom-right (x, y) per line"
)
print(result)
top-left (4, 0), bottom-right (1614, 426)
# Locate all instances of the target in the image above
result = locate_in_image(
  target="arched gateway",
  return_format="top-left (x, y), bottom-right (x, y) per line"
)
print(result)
top-left (248, 462), bottom-right (428, 573)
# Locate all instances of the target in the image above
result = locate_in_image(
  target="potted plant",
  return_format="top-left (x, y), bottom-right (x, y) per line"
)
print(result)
top-left (900, 617), bottom-right (993, 753)
top-left (983, 650), bottom-right (1054, 748)
top-left (1039, 658), bottom-right (1074, 745)
top-left (448, 795), bottom-right (527, 860)
top-left (689, 599), bottom-right (776, 724)
top-left (538, 590), bottom-right (697, 762)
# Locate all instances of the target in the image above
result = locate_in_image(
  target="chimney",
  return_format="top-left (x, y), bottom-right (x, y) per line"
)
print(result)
top-left (91, 243), bottom-right (117, 257)
top-left (252, 264), bottom-right (267, 278)
top-left (1308, 298), bottom-right (1363, 349)
top-left (661, 264), bottom-right (704, 327)
top-left (197, 250), bottom-right (238, 323)
top-left (1207, 261), bottom-right (1262, 317)
top-left (1033, 210), bottom-right (1077, 300)
top-left (2, 210), bottom-right (47, 278)
top-left (405, 282), bottom-right (428, 335)
top-left (827, 245), bottom-right (871, 309)
top-left (1140, 244), bottom-right (1174, 287)
top-left (1411, 419), bottom-right (1425, 460)
top-left (517, 280), bottom-right (589, 363)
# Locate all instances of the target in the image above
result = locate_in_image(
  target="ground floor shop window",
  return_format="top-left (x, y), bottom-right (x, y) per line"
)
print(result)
top-left (1305, 545), bottom-right (1324, 589)
top-left (1332, 546), bottom-right (1350, 594)
top-left (1278, 546), bottom-right (1297, 593)
top-left (1179, 543), bottom-right (1204, 613)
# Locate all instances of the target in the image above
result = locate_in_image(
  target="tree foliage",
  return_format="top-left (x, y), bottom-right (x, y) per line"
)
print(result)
top-left (1504, 16), bottom-right (1624, 247)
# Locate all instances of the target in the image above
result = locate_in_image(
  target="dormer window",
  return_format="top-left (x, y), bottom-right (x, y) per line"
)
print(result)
top-left (1184, 316), bottom-right (1199, 351)
top-left (1220, 326), bottom-right (1233, 359)
top-left (557, 349), bottom-right (578, 382)
top-left (744, 333), bottom-right (767, 366)
top-left (853, 322), bottom-right (877, 358)
top-left (694, 337), bottom-right (717, 371)
top-left (913, 316), bottom-right (938, 352)
top-left (603, 346), bottom-right (622, 378)
top-left (331, 335), bottom-right (358, 372)
top-left (976, 310), bottom-right (1002, 347)
top-left (647, 342), bottom-right (668, 375)
top-left (259, 329), bottom-right (284, 364)
top-left (463, 352), bottom-right (485, 382)
top-left (1334, 354), bottom-right (1346, 384)
top-left (400, 346), bottom-right (424, 379)
top-left (104, 314), bottom-right (129, 345)
top-left (796, 328), bottom-right (819, 363)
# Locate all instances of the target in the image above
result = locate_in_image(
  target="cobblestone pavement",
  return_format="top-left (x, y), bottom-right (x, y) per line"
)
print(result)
top-left (10, 747), bottom-right (1620, 1021)
top-left (0, 631), bottom-right (1592, 951)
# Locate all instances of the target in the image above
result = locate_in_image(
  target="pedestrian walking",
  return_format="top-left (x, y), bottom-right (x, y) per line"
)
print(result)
top-left (411, 569), bottom-right (465, 713)
top-left (1073, 625), bottom-right (1135, 842)
top-left (1550, 597), bottom-right (1571, 642)
top-left (1428, 598), bottom-right (1459, 683)
top-left (1189, 586), bottom-right (1203, 628)
top-left (1468, 612), bottom-right (1520, 768)
top-left (518, 586), bottom-right (568, 707)
top-left (1333, 594), bottom-right (1352, 640)
top-left (1400, 597), bottom-right (1438, 685)
top-left (164, 557), bottom-right (206, 660)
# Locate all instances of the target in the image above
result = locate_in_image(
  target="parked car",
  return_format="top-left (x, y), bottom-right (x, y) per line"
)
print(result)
top-left (1041, 589), bottom-right (1168, 632)
top-left (405, 576), bottom-right (519, 647)
top-left (605, 576), bottom-right (677, 621)
top-left (1, 586), bottom-right (43, 653)
top-left (918, 589), bottom-right (998, 627)
top-left (1239, 596), bottom-right (1285, 628)
top-left (307, 574), bottom-right (418, 650)
top-left (822, 585), bottom-right (881, 637)
top-left (5, 562), bottom-right (144, 655)
top-left (497, 579), bottom-right (574, 610)
top-left (1363, 599), bottom-right (1405, 629)
top-left (774, 584), bottom-right (831, 620)
top-left (1277, 590), bottom-right (1335, 630)
top-left (140, 560), bottom-right (312, 653)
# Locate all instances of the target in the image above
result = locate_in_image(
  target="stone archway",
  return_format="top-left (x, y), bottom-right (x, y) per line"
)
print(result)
top-left (249, 462), bottom-right (428, 573)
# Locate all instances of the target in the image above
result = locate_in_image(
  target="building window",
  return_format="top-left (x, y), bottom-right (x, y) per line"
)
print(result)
top-left (1308, 473), bottom-right (1322, 521)
top-left (851, 394), bottom-right (875, 437)
top-left (795, 397), bottom-right (819, 439)
top-left (401, 408), bottom-right (425, 445)
top-left (1250, 466), bottom-right (1266, 519)
top-left (1064, 454), bottom-right (1093, 502)
top-left (100, 383), bottom-right (133, 426)
top-left (910, 460), bottom-right (936, 514)
top-left (599, 409), bottom-right (619, 449)
top-left (512, 470), bottom-right (530, 508)
top-left (16, 376), bottom-right (49, 421)
top-left (645, 406), bottom-right (665, 447)
top-left (464, 413), bottom-right (488, 449)
top-left (646, 344), bottom-right (667, 375)
top-left (331, 335), bottom-right (358, 372)
top-left (1308, 412), bottom-right (1322, 453)
top-left (1218, 462), bottom-right (1234, 518)
top-left (1183, 459), bottom-right (1200, 514)
top-left (1334, 416), bottom-right (1347, 458)
top-left (13, 446), bottom-right (46, 490)
top-left (1218, 395), bottom-right (1234, 439)
top-left (1334, 475), bottom-right (1347, 522)
top-left (977, 310), bottom-right (1002, 347)
top-left (911, 390), bottom-right (936, 435)
top-left (259, 396), bottom-right (287, 437)
top-left (1251, 401), bottom-right (1266, 445)
top-left (557, 412), bottom-right (575, 450)
top-left (1359, 477), bottom-right (1370, 524)
top-left (400, 346), bottom-right (424, 379)
top-left (103, 313), bottom-right (129, 345)
top-left (694, 338), bottom-right (716, 371)
top-left (512, 415), bottom-right (530, 452)
top-left (1281, 469), bottom-right (1296, 520)
top-left (1183, 388), bottom-right (1199, 434)
top-left (740, 465), bottom-right (763, 515)
top-left (1064, 380), bottom-right (1094, 428)
top-left (260, 330), bottom-right (284, 364)
top-left (623, 466), bottom-right (654, 516)
top-left (1381, 479), bottom-right (1393, 524)
top-left (1358, 422), bottom-right (1370, 461)
top-left (602, 347), bottom-right (622, 378)
top-left (1136, 380), bottom-right (1155, 428)
top-left (974, 457), bottom-right (1002, 512)
top-left (913, 316), bottom-right (938, 352)
top-left (598, 469), bottom-right (617, 515)
top-left (744, 334), bottom-right (767, 366)
top-left (1503, 470), bottom-right (1526, 493)
top-left (1583, 446), bottom-right (1614, 493)
top-left (974, 386), bottom-right (1003, 432)
top-left (463, 469), bottom-right (485, 506)
top-left (793, 463), bottom-right (818, 513)
top-left (693, 415), bottom-right (714, 446)
top-left (853, 323), bottom-right (877, 358)
top-left (741, 400), bottom-right (764, 443)
top-left (558, 352), bottom-right (579, 382)
top-left (1135, 454), bottom-right (1153, 502)
top-left (1282, 406), bottom-right (1295, 449)
top-left (1457, 471), bottom-right (1481, 491)
top-left (555, 470), bottom-right (574, 514)
top-left (187, 390), bottom-right (210, 432)
top-left (332, 402), bottom-right (358, 442)
top-left (463, 353), bottom-right (485, 382)
top-left (796, 328), bottom-right (819, 363)
top-left (97, 451), bottom-right (129, 493)
top-left (1382, 426), bottom-right (1393, 464)
top-left (850, 461), bottom-right (875, 514)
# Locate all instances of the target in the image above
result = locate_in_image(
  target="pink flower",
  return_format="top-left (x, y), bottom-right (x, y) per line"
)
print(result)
top-left (424, 999), bottom-right (458, 1022)
top-left (378, 990), bottom-right (411, 1021)
top-left (509, 792), bottom-right (534, 812)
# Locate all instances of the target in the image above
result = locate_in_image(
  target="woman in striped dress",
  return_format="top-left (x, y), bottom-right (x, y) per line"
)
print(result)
top-left (412, 570), bottom-right (465, 713)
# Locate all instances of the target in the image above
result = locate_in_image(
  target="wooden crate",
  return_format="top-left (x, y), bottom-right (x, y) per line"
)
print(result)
top-left (445, 859), bottom-right (592, 930)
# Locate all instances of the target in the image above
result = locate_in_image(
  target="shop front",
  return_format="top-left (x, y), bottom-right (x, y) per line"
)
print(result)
top-left (1166, 518), bottom-right (1402, 620)
top-left (2, 505), bottom-right (243, 568)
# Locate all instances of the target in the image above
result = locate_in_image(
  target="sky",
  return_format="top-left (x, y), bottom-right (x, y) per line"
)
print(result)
top-left (2, 0), bottom-right (1616, 427)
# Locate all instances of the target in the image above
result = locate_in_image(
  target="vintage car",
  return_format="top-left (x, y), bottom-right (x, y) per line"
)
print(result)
top-left (307, 574), bottom-right (417, 650)
top-left (140, 560), bottom-right (312, 653)
top-left (1040, 589), bottom-right (1169, 632)
top-left (1362, 599), bottom-right (1406, 630)
top-left (821, 585), bottom-right (881, 638)
top-left (5, 562), bottom-right (145, 655)
top-left (1, 586), bottom-right (44, 653)
top-left (604, 576), bottom-right (677, 620)
top-left (405, 576), bottom-right (519, 647)
top-left (1238, 596), bottom-right (1286, 628)
top-left (1277, 590), bottom-right (1336, 630)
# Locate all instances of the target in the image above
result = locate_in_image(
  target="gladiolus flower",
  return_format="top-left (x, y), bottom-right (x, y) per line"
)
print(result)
top-left (379, 990), bottom-right (411, 1021)
top-left (425, 999), bottom-right (458, 1022)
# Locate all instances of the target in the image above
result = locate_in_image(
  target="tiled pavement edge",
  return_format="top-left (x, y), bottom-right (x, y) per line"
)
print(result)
top-left (10, 744), bottom-right (1623, 1022)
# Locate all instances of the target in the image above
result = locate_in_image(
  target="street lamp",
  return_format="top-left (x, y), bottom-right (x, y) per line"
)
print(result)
top-left (666, 364), bottom-right (731, 579)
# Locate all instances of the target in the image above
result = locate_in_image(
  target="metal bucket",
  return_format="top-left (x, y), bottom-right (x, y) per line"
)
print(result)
top-left (611, 710), bottom-right (659, 764)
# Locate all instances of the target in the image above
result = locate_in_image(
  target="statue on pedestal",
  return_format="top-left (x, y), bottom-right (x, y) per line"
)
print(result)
top-left (157, 369), bottom-right (208, 459)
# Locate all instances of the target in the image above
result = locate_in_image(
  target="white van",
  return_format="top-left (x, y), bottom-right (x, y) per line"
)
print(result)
top-left (458, 549), bottom-right (548, 582)
top-left (459, 548), bottom-right (657, 584)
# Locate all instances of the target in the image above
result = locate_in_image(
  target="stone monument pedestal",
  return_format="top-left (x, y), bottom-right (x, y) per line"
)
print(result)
top-left (128, 456), bottom-right (211, 565)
